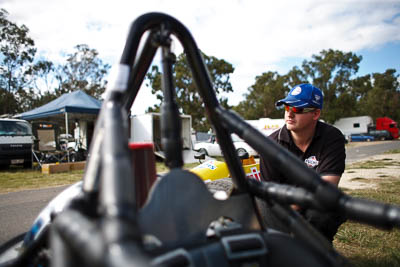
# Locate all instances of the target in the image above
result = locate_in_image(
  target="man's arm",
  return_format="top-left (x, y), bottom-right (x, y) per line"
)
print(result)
top-left (322, 175), bottom-right (341, 187)
top-left (318, 126), bottom-right (346, 187)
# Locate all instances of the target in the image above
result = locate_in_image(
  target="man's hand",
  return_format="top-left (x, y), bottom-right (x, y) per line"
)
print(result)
top-left (291, 204), bottom-right (301, 211)
top-left (290, 175), bottom-right (341, 212)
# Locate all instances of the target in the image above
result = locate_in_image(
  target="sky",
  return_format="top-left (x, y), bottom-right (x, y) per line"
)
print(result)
top-left (3, 0), bottom-right (400, 114)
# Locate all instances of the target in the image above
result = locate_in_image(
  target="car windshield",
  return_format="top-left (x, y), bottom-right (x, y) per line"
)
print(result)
top-left (0, 121), bottom-right (32, 136)
top-left (231, 134), bottom-right (244, 142)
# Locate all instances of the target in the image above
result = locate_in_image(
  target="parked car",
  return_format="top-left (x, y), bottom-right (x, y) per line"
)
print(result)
top-left (194, 134), bottom-right (258, 157)
top-left (191, 131), bottom-right (212, 144)
top-left (368, 129), bottom-right (392, 141)
top-left (349, 133), bottom-right (375, 142)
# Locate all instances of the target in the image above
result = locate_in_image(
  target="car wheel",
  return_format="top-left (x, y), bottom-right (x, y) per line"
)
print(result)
top-left (236, 148), bottom-right (247, 154)
top-left (367, 138), bottom-right (371, 142)
top-left (198, 148), bottom-right (208, 156)
top-left (23, 161), bottom-right (32, 169)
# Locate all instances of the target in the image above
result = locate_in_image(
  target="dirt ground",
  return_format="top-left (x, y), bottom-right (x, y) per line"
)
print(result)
top-left (339, 151), bottom-right (400, 190)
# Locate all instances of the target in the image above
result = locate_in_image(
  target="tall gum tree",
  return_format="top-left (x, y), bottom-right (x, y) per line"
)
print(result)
top-left (233, 71), bottom-right (288, 119)
top-left (0, 9), bottom-right (36, 114)
top-left (301, 49), bottom-right (362, 123)
top-left (55, 44), bottom-right (110, 99)
top-left (146, 51), bottom-right (234, 131)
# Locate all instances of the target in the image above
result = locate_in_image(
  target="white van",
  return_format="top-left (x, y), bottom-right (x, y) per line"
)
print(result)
top-left (0, 118), bottom-right (33, 168)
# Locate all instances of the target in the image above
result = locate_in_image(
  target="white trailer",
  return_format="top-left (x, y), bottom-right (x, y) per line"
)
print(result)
top-left (333, 116), bottom-right (373, 137)
top-left (130, 113), bottom-right (196, 163)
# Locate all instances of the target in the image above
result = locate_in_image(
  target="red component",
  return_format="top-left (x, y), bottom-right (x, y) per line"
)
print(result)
top-left (129, 142), bottom-right (154, 150)
top-left (129, 142), bottom-right (157, 208)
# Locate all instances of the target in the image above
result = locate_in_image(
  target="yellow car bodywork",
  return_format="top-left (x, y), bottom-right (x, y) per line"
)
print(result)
top-left (190, 156), bottom-right (261, 182)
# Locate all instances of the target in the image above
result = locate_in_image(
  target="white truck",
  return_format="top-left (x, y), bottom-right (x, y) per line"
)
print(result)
top-left (246, 118), bottom-right (285, 136)
top-left (0, 118), bottom-right (34, 168)
top-left (130, 113), bottom-right (197, 163)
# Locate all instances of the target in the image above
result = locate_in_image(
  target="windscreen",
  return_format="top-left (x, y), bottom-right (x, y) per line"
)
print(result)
top-left (231, 134), bottom-right (244, 142)
top-left (0, 120), bottom-right (32, 136)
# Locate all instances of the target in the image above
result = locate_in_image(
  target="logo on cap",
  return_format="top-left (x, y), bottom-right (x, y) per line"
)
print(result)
top-left (291, 86), bottom-right (302, 96)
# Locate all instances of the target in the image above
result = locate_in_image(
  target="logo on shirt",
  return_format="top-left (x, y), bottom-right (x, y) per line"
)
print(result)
top-left (305, 156), bottom-right (319, 168)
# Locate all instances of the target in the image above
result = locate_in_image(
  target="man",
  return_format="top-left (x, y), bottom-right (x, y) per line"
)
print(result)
top-left (260, 83), bottom-right (346, 242)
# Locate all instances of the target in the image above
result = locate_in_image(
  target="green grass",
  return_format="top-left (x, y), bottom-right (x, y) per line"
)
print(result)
top-left (334, 178), bottom-right (400, 267)
top-left (384, 149), bottom-right (400, 154)
top-left (336, 155), bottom-right (400, 266)
top-left (0, 161), bottom-right (201, 193)
top-left (155, 161), bottom-right (199, 173)
top-left (0, 166), bottom-right (84, 193)
top-left (347, 159), bottom-right (400, 169)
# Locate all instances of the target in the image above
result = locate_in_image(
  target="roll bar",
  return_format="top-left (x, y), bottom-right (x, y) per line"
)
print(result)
top-left (82, 12), bottom-right (400, 230)
top-left (82, 12), bottom-right (248, 194)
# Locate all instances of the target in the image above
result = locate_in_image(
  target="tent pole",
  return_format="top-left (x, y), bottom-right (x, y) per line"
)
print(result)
top-left (65, 112), bottom-right (70, 162)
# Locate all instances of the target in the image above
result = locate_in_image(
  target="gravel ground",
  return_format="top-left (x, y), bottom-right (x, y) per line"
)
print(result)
top-left (206, 178), bottom-right (234, 194)
top-left (339, 153), bottom-right (400, 190)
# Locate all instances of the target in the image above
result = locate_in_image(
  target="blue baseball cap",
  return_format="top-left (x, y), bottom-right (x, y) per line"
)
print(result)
top-left (276, 84), bottom-right (323, 109)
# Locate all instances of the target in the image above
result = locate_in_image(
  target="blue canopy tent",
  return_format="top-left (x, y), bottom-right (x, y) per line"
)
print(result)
top-left (18, 90), bottom-right (102, 120)
top-left (17, 91), bottom-right (102, 160)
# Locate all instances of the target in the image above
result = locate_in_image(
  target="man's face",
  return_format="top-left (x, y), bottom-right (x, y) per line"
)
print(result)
top-left (284, 106), bottom-right (321, 132)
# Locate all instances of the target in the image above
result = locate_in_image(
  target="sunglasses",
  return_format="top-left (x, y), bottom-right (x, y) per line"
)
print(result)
top-left (284, 105), bottom-right (316, 114)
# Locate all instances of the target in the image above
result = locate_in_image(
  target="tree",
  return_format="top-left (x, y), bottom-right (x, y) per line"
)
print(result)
top-left (14, 60), bottom-right (58, 111)
top-left (146, 52), bottom-right (234, 131)
top-left (285, 66), bottom-right (308, 86)
top-left (359, 69), bottom-right (400, 121)
top-left (0, 8), bottom-right (37, 114)
top-left (233, 71), bottom-right (288, 119)
top-left (347, 74), bottom-right (373, 116)
top-left (0, 9), bottom-right (57, 114)
top-left (55, 44), bottom-right (110, 99)
top-left (301, 49), bottom-right (362, 123)
top-left (31, 60), bottom-right (56, 93)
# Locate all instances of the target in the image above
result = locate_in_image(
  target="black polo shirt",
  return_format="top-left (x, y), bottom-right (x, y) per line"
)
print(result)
top-left (260, 121), bottom-right (346, 185)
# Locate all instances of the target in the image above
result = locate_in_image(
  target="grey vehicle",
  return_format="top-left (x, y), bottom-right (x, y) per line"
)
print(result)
top-left (368, 129), bottom-right (393, 140)
top-left (0, 119), bottom-right (33, 168)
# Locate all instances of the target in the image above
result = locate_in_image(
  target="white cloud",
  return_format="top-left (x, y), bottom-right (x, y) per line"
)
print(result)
top-left (3, 0), bottom-right (400, 112)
